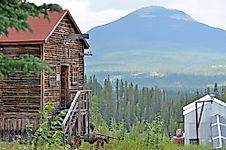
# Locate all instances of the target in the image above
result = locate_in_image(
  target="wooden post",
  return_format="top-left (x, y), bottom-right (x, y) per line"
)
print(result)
top-left (78, 95), bottom-right (82, 136)
top-left (195, 102), bottom-right (199, 144)
top-left (69, 116), bottom-right (72, 142)
top-left (40, 44), bottom-right (45, 111)
top-left (0, 90), bottom-right (2, 116)
top-left (86, 92), bottom-right (89, 134)
top-left (64, 34), bottom-right (89, 40)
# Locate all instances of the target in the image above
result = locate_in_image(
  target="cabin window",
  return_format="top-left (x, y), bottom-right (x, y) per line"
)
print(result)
top-left (66, 48), bottom-right (71, 58)
top-left (49, 67), bottom-right (56, 86)
top-left (71, 67), bottom-right (79, 85)
top-left (0, 47), bottom-right (4, 53)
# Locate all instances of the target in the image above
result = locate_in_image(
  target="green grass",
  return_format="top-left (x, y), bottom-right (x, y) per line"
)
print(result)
top-left (0, 140), bottom-right (214, 150)
top-left (0, 141), bottom-right (31, 150)
top-left (79, 140), bottom-right (222, 150)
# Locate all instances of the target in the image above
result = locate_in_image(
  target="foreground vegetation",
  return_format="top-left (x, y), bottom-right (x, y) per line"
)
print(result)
top-left (0, 106), bottom-right (214, 150)
top-left (1, 76), bottom-right (224, 149)
top-left (0, 1), bottom-right (224, 149)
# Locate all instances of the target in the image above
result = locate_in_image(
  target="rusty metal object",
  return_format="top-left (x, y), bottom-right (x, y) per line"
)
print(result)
top-left (69, 136), bottom-right (82, 149)
top-left (96, 139), bottom-right (104, 150)
top-left (83, 133), bottom-right (116, 150)
top-left (172, 128), bottom-right (184, 145)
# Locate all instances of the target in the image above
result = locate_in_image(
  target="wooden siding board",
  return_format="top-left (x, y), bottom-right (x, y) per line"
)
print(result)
top-left (0, 80), bottom-right (3, 115)
top-left (41, 43), bottom-right (45, 111)
top-left (2, 45), bottom-right (40, 57)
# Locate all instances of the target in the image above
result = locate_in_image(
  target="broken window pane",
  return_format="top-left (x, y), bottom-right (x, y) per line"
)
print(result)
top-left (212, 125), bottom-right (219, 138)
top-left (213, 138), bottom-right (220, 148)
top-left (220, 125), bottom-right (226, 137)
top-left (211, 115), bottom-right (217, 124)
top-left (219, 116), bottom-right (226, 124)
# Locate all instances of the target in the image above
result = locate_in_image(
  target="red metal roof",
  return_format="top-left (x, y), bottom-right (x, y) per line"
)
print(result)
top-left (0, 10), bottom-right (89, 48)
top-left (0, 11), bottom-right (66, 44)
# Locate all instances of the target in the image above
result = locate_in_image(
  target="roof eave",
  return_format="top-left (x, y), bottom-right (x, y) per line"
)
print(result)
top-left (66, 10), bottom-right (90, 49)
top-left (44, 10), bottom-right (68, 43)
top-left (183, 95), bottom-right (226, 116)
top-left (44, 10), bottom-right (90, 49)
top-left (0, 40), bottom-right (44, 45)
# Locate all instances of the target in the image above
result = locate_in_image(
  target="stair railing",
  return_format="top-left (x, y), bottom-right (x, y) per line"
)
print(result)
top-left (61, 90), bottom-right (91, 147)
top-left (61, 91), bottom-right (81, 146)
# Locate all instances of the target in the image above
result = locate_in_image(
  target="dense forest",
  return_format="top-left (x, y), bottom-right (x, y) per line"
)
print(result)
top-left (85, 75), bottom-right (226, 137)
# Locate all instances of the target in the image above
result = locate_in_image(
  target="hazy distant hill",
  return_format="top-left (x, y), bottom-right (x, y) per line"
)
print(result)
top-left (86, 6), bottom-right (226, 89)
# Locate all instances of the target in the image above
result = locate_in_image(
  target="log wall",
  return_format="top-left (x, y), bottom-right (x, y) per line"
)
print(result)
top-left (0, 45), bottom-right (41, 115)
top-left (44, 14), bottom-right (85, 107)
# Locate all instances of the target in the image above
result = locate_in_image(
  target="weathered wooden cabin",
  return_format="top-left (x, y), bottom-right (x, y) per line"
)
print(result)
top-left (0, 10), bottom-right (90, 141)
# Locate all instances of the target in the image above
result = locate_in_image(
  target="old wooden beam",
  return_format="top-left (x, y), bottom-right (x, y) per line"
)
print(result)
top-left (64, 34), bottom-right (89, 40)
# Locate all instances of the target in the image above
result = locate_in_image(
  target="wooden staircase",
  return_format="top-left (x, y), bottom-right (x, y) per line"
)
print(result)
top-left (60, 90), bottom-right (91, 146)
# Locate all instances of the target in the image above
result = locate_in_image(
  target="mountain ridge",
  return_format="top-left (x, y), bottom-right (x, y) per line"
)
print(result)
top-left (86, 6), bottom-right (226, 89)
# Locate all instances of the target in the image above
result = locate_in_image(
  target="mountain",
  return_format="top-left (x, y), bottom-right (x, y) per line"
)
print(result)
top-left (85, 6), bottom-right (226, 89)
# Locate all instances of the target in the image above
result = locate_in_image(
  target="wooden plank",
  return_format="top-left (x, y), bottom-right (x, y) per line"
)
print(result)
top-left (0, 117), bottom-right (3, 130)
top-left (64, 33), bottom-right (89, 40)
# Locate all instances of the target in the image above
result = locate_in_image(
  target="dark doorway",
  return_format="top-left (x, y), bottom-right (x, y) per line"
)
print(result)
top-left (61, 65), bottom-right (69, 108)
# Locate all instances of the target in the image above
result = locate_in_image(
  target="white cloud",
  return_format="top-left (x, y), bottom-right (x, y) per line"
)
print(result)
top-left (165, 0), bottom-right (226, 31)
top-left (28, 0), bottom-right (226, 32)
top-left (85, 0), bottom-right (155, 11)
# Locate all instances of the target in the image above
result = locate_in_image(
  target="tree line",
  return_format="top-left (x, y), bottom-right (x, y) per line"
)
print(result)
top-left (85, 75), bottom-right (226, 137)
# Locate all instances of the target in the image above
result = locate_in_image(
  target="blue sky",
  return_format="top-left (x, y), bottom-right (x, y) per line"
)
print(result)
top-left (29, 0), bottom-right (226, 32)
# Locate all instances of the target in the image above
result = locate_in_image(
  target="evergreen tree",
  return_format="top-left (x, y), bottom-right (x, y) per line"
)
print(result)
top-left (0, 1), bottom-right (62, 79)
top-left (0, 55), bottom-right (51, 79)
top-left (214, 82), bottom-right (219, 98)
top-left (196, 89), bottom-right (199, 99)
top-left (134, 84), bottom-right (140, 121)
top-left (0, 1), bottom-right (62, 35)
top-left (221, 85), bottom-right (226, 102)
top-left (89, 96), bottom-right (108, 133)
top-left (115, 78), bottom-right (120, 123)
top-left (102, 76), bottom-right (113, 126)
top-left (86, 75), bottom-right (204, 137)
top-left (206, 87), bottom-right (210, 95)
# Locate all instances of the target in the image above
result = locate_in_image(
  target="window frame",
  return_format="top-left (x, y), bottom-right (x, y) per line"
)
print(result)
top-left (211, 114), bottom-right (226, 148)
top-left (71, 66), bottom-right (79, 85)
top-left (49, 66), bottom-right (57, 86)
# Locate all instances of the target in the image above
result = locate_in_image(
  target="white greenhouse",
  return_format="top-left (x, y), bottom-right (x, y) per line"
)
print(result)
top-left (183, 94), bottom-right (226, 149)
